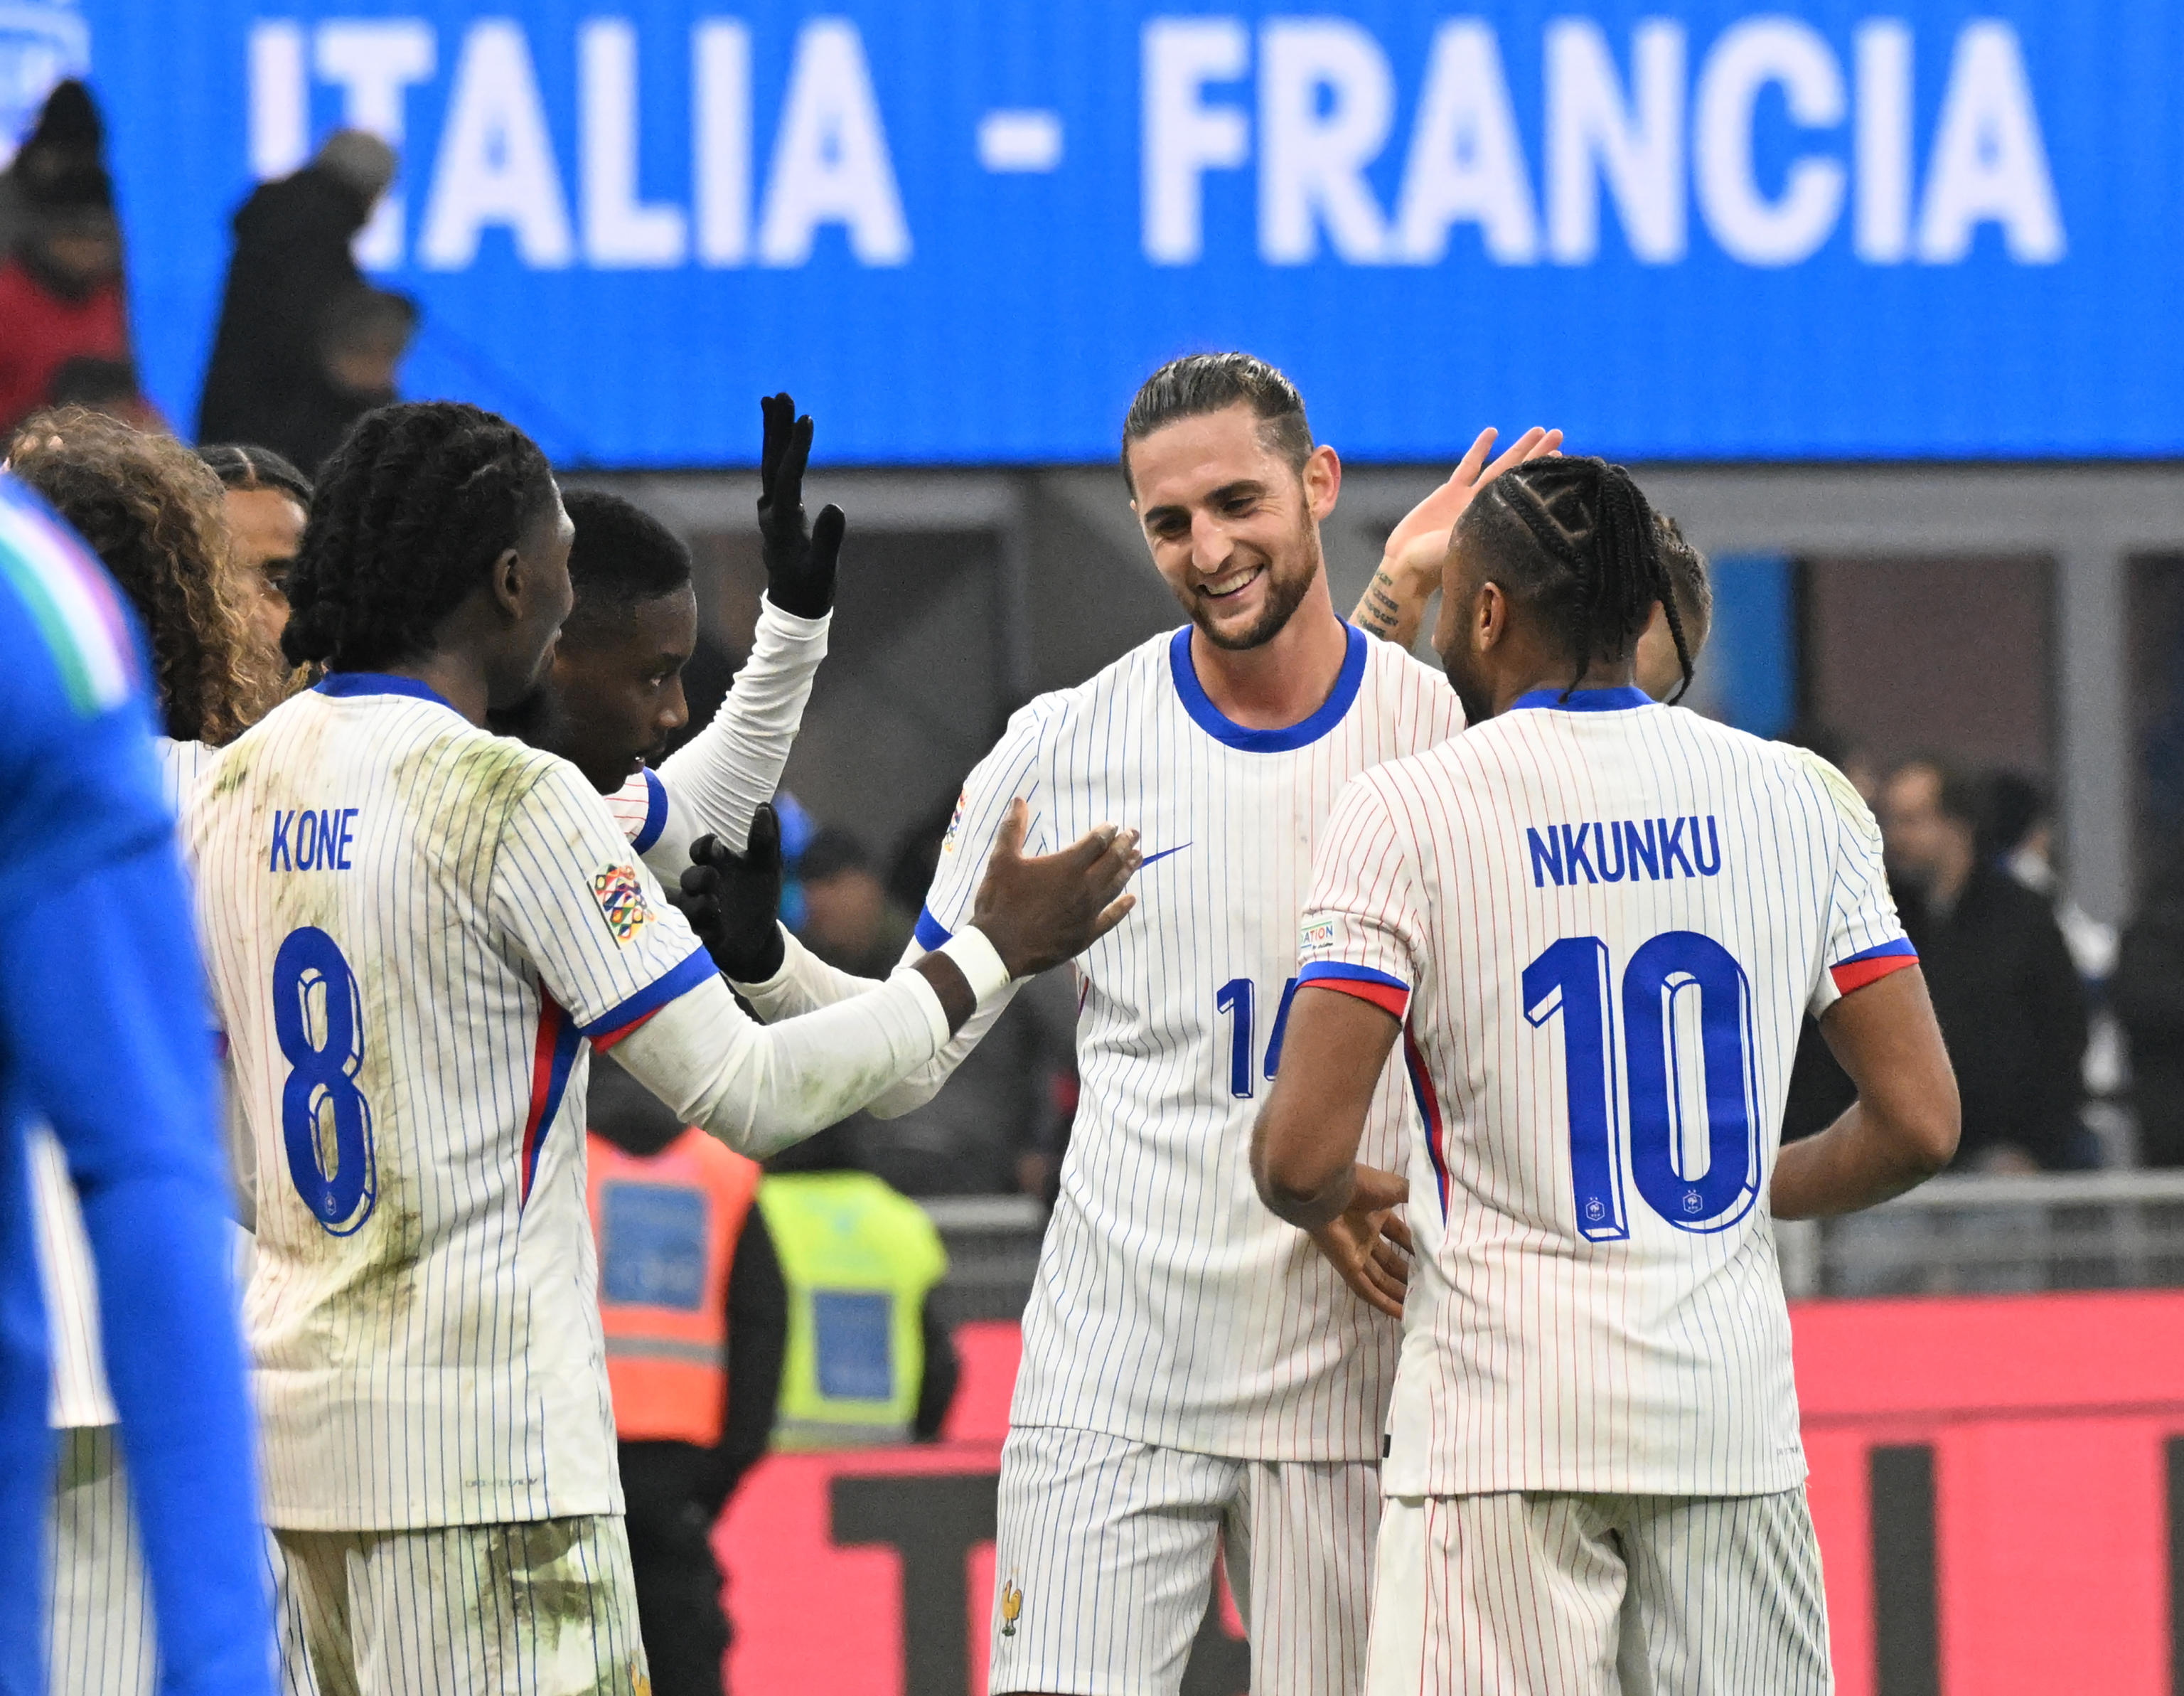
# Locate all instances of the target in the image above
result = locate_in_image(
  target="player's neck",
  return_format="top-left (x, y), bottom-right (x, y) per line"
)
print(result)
top-left (1189, 578), bottom-right (1350, 732)
top-left (382, 654), bottom-right (493, 727)
top-left (1487, 655), bottom-right (1639, 718)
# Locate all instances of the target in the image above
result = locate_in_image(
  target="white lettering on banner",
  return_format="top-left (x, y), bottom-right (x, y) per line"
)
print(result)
top-left (237, 12), bottom-right (2064, 278)
top-left (247, 21), bottom-right (308, 181)
top-left (1916, 20), bottom-right (2064, 263)
top-left (1142, 17), bottom-right (1250, 265)
top-left (694, 19), bottom-right (752, 266)
top-left (316, 20), bottom-right (436, 267)
top-left (1546, 17), bottom-right (1687, 264)
top-left (1853, 18), bottom-right (1914, 263)
top-left (1391, 21), bottom-right (1538, 265)
top-left (419, 21), bottom-right (574, 269)
top-left (1693, 17), bottom-right (1843, 267)
top-left (756, 19), bottom-right (911, 267)
top-left (1258, 18), bottom-right (1393, 264)
top-left (582, 18), bottom-right (687, 267)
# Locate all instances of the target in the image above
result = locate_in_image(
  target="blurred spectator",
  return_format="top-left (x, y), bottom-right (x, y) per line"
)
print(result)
top-left (0, 81), bottom-right (145, 436)
top-left (1883, 755), bottom-right (2089, 1170)
top-left (1978, 771), bottom-right (2119, 981)
top-left (585, 1058), bottom-right (785, 1696)
top-left (196, 130), bottom-right (414, 471)
top-left (759, 1126), bottom-right (958, 1448)
top-left (796, 827), bottom-right (915, 978)
top-left (199, 443), bottom-right (311, 658)
top-left (2114, 852), bottom-right (2184, 1168)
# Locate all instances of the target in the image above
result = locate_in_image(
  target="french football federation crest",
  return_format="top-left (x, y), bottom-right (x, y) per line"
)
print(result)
top-left (591, 863), bottom-right (653, 945)
top-left (1000, 1578), bottom-right (1023, 1636)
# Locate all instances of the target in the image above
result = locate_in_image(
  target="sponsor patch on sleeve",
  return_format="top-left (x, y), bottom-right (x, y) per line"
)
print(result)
top-left (942, 788), bottom-right (968, 855)
top-left (591, 863), bottom-right (654, 945)
top-left (1300, 918), bottom-right (1337, 951)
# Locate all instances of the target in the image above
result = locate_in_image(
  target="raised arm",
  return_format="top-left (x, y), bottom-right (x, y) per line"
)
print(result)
top-left (653, 393), bottom-right (841, 863)
top-left (1349, 426), bottom-right (1562, 649)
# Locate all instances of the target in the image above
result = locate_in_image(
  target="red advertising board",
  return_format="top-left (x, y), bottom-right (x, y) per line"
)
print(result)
top-left (717, 1294), bottom-right (2184, 1695)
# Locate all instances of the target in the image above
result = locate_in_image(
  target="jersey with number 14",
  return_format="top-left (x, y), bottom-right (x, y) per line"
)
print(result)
top-left (1300, 688), bottom-right (1915, 1498)
top-left (917, 624), bottom-right (1463, 1459)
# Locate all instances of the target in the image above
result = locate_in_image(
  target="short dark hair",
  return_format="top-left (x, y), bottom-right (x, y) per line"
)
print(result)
top-left (1654, 513), bottom-right (1711, 641)
top-left (1120, 352), bottom-right (1313, 491)
top-left (199, 442), bottom-right (314, 509)
top-left (282, 401), bottom-right (557, 671)
top-left (558, 489), bottom-right (692, 644)
top-left (1460, 455), bottom-right (1693, 702)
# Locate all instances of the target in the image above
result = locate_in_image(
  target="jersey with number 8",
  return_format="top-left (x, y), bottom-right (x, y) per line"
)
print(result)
top-left (1299, 688), bottom-right (1913, 1498)
top-left (191, 676), bottom-right (722, 1532)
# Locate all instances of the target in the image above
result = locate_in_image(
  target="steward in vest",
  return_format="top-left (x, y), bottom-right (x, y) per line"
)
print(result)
top-left (760, 1124), bottom-right (960, 1448)
top-left (587, 1057), bottom-right (786, 1696)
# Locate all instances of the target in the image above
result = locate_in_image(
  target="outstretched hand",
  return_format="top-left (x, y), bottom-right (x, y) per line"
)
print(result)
top-left (673, 808), bottom-right (788, 983)
top-left (1352, 425), bottom-right (1564, 649)
top-left (966, 799), bottom-right (1141, 978)
top-left (757, 393), bottom-right (845, 619)
top-left (1308, 1163), bottom-right (1413, 1319)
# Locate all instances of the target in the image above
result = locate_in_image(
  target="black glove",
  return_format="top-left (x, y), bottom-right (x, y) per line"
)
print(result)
top-left (675, 809), bottom-right (788, 983)
top-left (757, 392), bottom-right (844, 619)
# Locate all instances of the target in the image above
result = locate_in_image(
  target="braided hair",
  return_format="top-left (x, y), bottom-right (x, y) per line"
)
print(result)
top-left (282, 402), bottom-right (557, 672)
top-left (1459, 454), bottom-right (1693, 703)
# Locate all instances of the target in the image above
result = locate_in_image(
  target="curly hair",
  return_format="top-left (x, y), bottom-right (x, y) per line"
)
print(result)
top-left (9, 408), bottom-right (285, 743)
top-left (283, 401), bottom-right (557, 672)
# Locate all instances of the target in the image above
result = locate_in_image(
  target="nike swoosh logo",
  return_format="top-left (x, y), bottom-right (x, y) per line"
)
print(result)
top-left (1141, 843), bottom-right (1192, 868)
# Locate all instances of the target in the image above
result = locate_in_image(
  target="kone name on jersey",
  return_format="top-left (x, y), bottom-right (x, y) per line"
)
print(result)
top-left (1525, 816), bottom-right (1724, 889)
top-left (268, 807), bottom-right (361, 872)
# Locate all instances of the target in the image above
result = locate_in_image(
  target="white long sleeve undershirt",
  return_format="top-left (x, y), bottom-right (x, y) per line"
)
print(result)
top-left (731, 927), bottom-right (1022, 1117)
top-left (611, 964), bottom-right (953, 1160)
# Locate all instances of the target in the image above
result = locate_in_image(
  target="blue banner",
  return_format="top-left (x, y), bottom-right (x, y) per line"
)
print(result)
top-left (21, 1), bottom-right (2181, 465)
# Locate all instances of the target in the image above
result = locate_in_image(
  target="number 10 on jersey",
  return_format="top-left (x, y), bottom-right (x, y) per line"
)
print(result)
top-left (1523, 931), bottom-right (1764, 1241)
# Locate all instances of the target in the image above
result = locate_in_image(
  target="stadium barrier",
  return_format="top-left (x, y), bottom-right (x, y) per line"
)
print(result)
top-left (715, 1291), bottom-right (2184, 1695)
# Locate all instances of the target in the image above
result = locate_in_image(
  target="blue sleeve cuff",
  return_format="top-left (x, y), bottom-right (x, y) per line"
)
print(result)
top-left (579, 945), bottom-right (717, 1044)
top-left (913, 905), bottom-right (952, 950)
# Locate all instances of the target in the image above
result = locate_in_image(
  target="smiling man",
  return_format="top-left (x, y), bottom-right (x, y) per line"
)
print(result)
top-left (702, 353), bottom-right (1553, 1696)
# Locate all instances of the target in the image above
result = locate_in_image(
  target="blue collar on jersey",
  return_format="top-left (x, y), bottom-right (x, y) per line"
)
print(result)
top-left (314, 672), bottom-right (458, 711)
top-left (1508, 685), bottom-right (1654, 713)
top-left (1168, 622), bottom-right (1368, 753)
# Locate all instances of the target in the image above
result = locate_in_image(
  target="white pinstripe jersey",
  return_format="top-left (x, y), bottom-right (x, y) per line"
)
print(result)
top-left (1299, 688), bottom-right (1913, 1497)
top-left (31, 735), bottom-right (220, 1431)
top-left (919, 624), bottom-right (1464, 1460)
top-left (190, 676), bottom-right (719, 1530)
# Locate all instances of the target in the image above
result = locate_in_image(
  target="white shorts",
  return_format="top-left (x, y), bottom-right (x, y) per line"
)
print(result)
top-left (46, 1427), bottom-right (156, 1696)
top-left (1365, 1488), bottom-right (1833, 1696)
top-left (989, 1424), bottom-right (1379, 1696)
top-left (270, 1515), bottom-right (648, 1696)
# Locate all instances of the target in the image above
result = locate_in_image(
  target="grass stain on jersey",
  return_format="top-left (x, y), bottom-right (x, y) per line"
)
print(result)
top-left (483, 1519), bottom-right (604, 1655)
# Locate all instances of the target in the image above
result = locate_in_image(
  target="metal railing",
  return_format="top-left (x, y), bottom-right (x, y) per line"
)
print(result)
top-left (1778, 1168), bottom-right (2184, 1298)
top-left (925, 1174), bottom-right (2184, 1316)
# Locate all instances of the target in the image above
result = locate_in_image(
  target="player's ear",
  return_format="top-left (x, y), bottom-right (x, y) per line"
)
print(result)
top-left (1302, 444), bottom-right (1341, 521)
top-left (486, 545), bottom-right (524, 619)
top-left (1474, 580), bottom-right (1509, 653)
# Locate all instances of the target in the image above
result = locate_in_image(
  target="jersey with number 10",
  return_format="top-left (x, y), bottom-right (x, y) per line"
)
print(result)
top-left (1300, 688), bottom-right (1914, 1498)
top-left (916, 624), bottom-right (1463, 1459)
